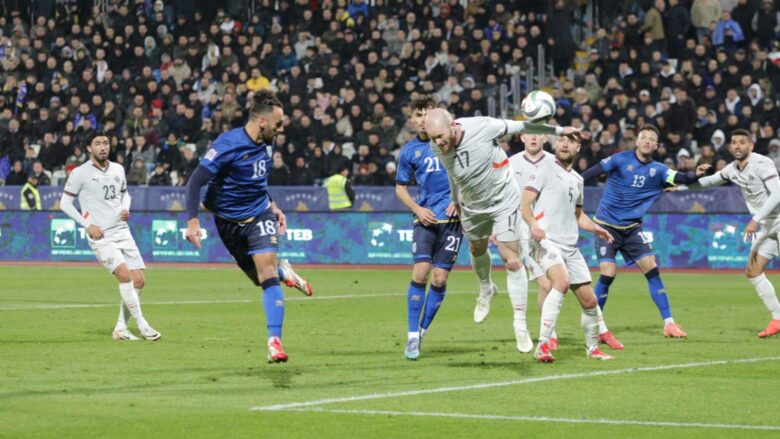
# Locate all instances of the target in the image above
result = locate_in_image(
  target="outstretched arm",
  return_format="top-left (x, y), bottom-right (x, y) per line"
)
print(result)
top-left (504, 120), bottom-right (580, 137)
top-left (580, 162), bottom-right (606, 183)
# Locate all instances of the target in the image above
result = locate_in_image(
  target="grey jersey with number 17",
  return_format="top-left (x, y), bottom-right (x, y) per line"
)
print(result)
top-left (431, 117), bottom-right (520, 214)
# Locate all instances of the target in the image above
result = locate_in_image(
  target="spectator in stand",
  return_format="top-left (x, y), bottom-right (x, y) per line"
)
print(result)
top-left (289, 156), bottom-right (314, 186)
top-left (268, 151), bottom-right (290, 186)
top-left (127, 158), bottom-right (149, 186)
top-left (148, 163), bottom-right (172, 186)
top-left (4, 160), bottom-right (28, 186)
top-left (29, 160), bottom-right (50, 186)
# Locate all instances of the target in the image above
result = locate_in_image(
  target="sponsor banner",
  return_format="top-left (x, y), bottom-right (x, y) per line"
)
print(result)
top-left (0, 186), bottom-right (754, 214)
top-left (0, 212), bottom-right (774, 269)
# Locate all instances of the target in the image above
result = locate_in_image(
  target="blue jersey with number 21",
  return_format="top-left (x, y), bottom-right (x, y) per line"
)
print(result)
top-left (200, 127), bottom-right (273, 221)
top-left (396, 136), bottom-right (452, 221)
top-left (595, 150), bottom-right (676, 227)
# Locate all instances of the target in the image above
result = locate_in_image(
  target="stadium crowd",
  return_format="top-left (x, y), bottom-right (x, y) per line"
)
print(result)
top-left (1, 0), bottom-right (780, 189)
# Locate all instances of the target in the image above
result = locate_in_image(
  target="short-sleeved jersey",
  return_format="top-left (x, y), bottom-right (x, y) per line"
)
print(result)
top-left (719, 153), bottom-right (780, 219)
top-left (509, 150), bottom-right (555, 199)
top-left (431, 117), bottom-right (519, 213)
top-left (200, 127), bottom-right (273, 221)
top-left (64, 161), bottom-right (128, 232)
top-left (396, 136), bottom-right (452, 220)
top-left (525, 159), bottom-right (584, 247)
top-left (595, 150), bottom-right (676, 227)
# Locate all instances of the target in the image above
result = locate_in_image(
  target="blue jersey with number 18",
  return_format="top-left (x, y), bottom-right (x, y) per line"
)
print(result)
top-left (396, 136), bottom-right (452, 221)
top-left (595, 150), bottom-right (677, 227)
top-left (200, 127), bottom-right (273, 221)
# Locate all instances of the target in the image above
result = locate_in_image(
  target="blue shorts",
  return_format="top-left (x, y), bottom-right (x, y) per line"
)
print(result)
top-left (595, 223), bottom-right (655, 265)
top-left (412, 220), bottom-right (463, 270)
top-left (215, 208), bottom-right (279, 275)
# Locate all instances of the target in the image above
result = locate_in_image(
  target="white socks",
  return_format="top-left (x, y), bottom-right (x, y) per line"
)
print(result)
top-left (581, 307), bottom-right (600, 348)
top-left (750, 274), bottom-right (780, 320)
top-left (471, 251), bottom-right (493, 295)
top-left (596, 306), bottom-right (609, 335)
top-left (119, 281), bottom-right (148, 328)
top-left (115, 287), bottom-right (142, 331)
top-left (507, 266), bottom-right (529, 331)
top-left (539, 288), bottom-right (565, 342)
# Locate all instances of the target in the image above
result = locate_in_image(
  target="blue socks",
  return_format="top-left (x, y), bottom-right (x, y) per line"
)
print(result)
top-left (407, 281), bottom-right (426, 332)
top-left (595, 275), bottom-right (615, 309)
top-left (261, 277), bottom-right (285, 338)
top-left (421, 284), bottom-right (446, 330)
top-left (645, 268), bottom-right (672, 320)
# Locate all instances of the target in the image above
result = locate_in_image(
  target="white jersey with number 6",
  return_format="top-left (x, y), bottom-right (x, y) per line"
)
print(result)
top-left (64, 161), bottom-right (129, 234)
top-left (432, 117), bottom-right (520, 215)
top-left (525, 158), bottom-right (584, 248)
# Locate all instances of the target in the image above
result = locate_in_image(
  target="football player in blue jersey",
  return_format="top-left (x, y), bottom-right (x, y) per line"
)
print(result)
top-left (581, 125), bottom-right (709, 338)
top-left (184, 90), bottom-right (312, 363)
top-left (396, 95), bottom-right (462, 360)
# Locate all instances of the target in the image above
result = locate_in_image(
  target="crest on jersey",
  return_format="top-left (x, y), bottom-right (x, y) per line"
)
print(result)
top-left (600, 246), bottom-right (607, 256)
top-left (242, 154), bottom-right (250, 160)
top-left (627, 165), bottom-right (634, 171)
top-left (415, 150), bottom-right (422, 158)
top-left (115, 176), bottom-right (120, 183)
top-left (204, 148), bottom-right (217, 161)
top-left (649, 168), bottom-right (656, 177)
top-left (266, 145), bottom-right (273, 157)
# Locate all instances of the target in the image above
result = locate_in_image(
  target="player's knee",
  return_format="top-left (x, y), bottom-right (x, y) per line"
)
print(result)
top-left (552, 278), bottom-right (569, 293)
top-left (579, 291), bottom-right (597, 309)
top-left (133, 278), bottom-right (145, 290)
top-left (469, 240), bottom-right (488, 256)
top-left (505, 258), bottom-right (522, 272)
top-left (431, 272), bottom-right (448, 288)
top-left (114, 266), bottom-right (131, 283)
top-left (746, 265), bottom-right (762, 279)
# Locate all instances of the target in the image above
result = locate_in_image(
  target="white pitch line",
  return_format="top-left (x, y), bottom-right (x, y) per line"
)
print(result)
top-left (285, 408), bottom-right (780, 432)
top-left (251, 356), bottom-right (780, 412)
top-left (0, 291), bottom-right (476, 311)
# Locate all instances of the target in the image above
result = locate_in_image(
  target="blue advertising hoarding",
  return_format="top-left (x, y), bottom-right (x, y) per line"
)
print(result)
top-left (0, 211), bottom-right (774, 269)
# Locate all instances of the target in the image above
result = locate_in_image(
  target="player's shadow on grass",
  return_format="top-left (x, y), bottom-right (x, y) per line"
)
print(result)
top-left (446, 359), bottom-right (533, 374)
top-left (259, 368), bottom-right (297, 389)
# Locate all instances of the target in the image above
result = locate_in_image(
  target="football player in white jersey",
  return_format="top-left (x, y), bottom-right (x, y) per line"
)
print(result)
top-left (521, 132), bottom-right (615, 362)
top-left (424, 108), bottom-right (579, 353)
top-left (60, 132), bottom-right (160, 341)
top-left (509, 133), bottom-right (623, 351)
top-left (695, 129), bottom-right (780, 338)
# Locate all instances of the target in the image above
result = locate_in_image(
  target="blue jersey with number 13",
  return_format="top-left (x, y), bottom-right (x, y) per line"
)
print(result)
top-left (595, 150), bottom-right (676, 227)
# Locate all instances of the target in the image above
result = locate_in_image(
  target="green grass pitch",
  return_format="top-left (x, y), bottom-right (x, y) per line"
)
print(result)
top-left (1, 265), bottom-right (779, 438)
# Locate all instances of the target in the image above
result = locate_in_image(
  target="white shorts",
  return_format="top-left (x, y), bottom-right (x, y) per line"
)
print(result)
top-left (752, 218), bottom-right (780, 260)
top-left (88, 227), bottom-right (145, 273)
top-left (461, 200), bottom-right (520, 242)
top-left (531, 239), bottom-right (592, 285)
top-left (519, 222), bottom-right (544, 280)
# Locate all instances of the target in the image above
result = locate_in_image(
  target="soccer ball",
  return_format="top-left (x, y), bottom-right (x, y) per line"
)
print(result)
top-left (521, 90), bottom-right (556, 122)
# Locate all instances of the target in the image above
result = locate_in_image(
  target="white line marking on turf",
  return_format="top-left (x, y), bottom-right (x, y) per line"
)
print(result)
top-left (251, 356), bottom-right (780, 412)
top-left (0, 291), bottom-right (474, 311)
top-left (283, 408), bottom-right (780, 431)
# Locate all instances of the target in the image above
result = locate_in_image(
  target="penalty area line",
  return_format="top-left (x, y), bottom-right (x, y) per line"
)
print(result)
top-left (251, 356), bottom-right (780, 412)
top-left (281, 408), bottom-right (780, 432)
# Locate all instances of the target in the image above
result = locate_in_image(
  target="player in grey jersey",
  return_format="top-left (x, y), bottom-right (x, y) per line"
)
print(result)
top-left (695, 129), bottom-right (780, 338)
top-left (424, 108), bottom-right (579, 353)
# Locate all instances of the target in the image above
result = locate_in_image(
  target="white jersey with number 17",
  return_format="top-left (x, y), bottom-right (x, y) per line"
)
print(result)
top-left (431, 116), bottom-right (520, 214)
